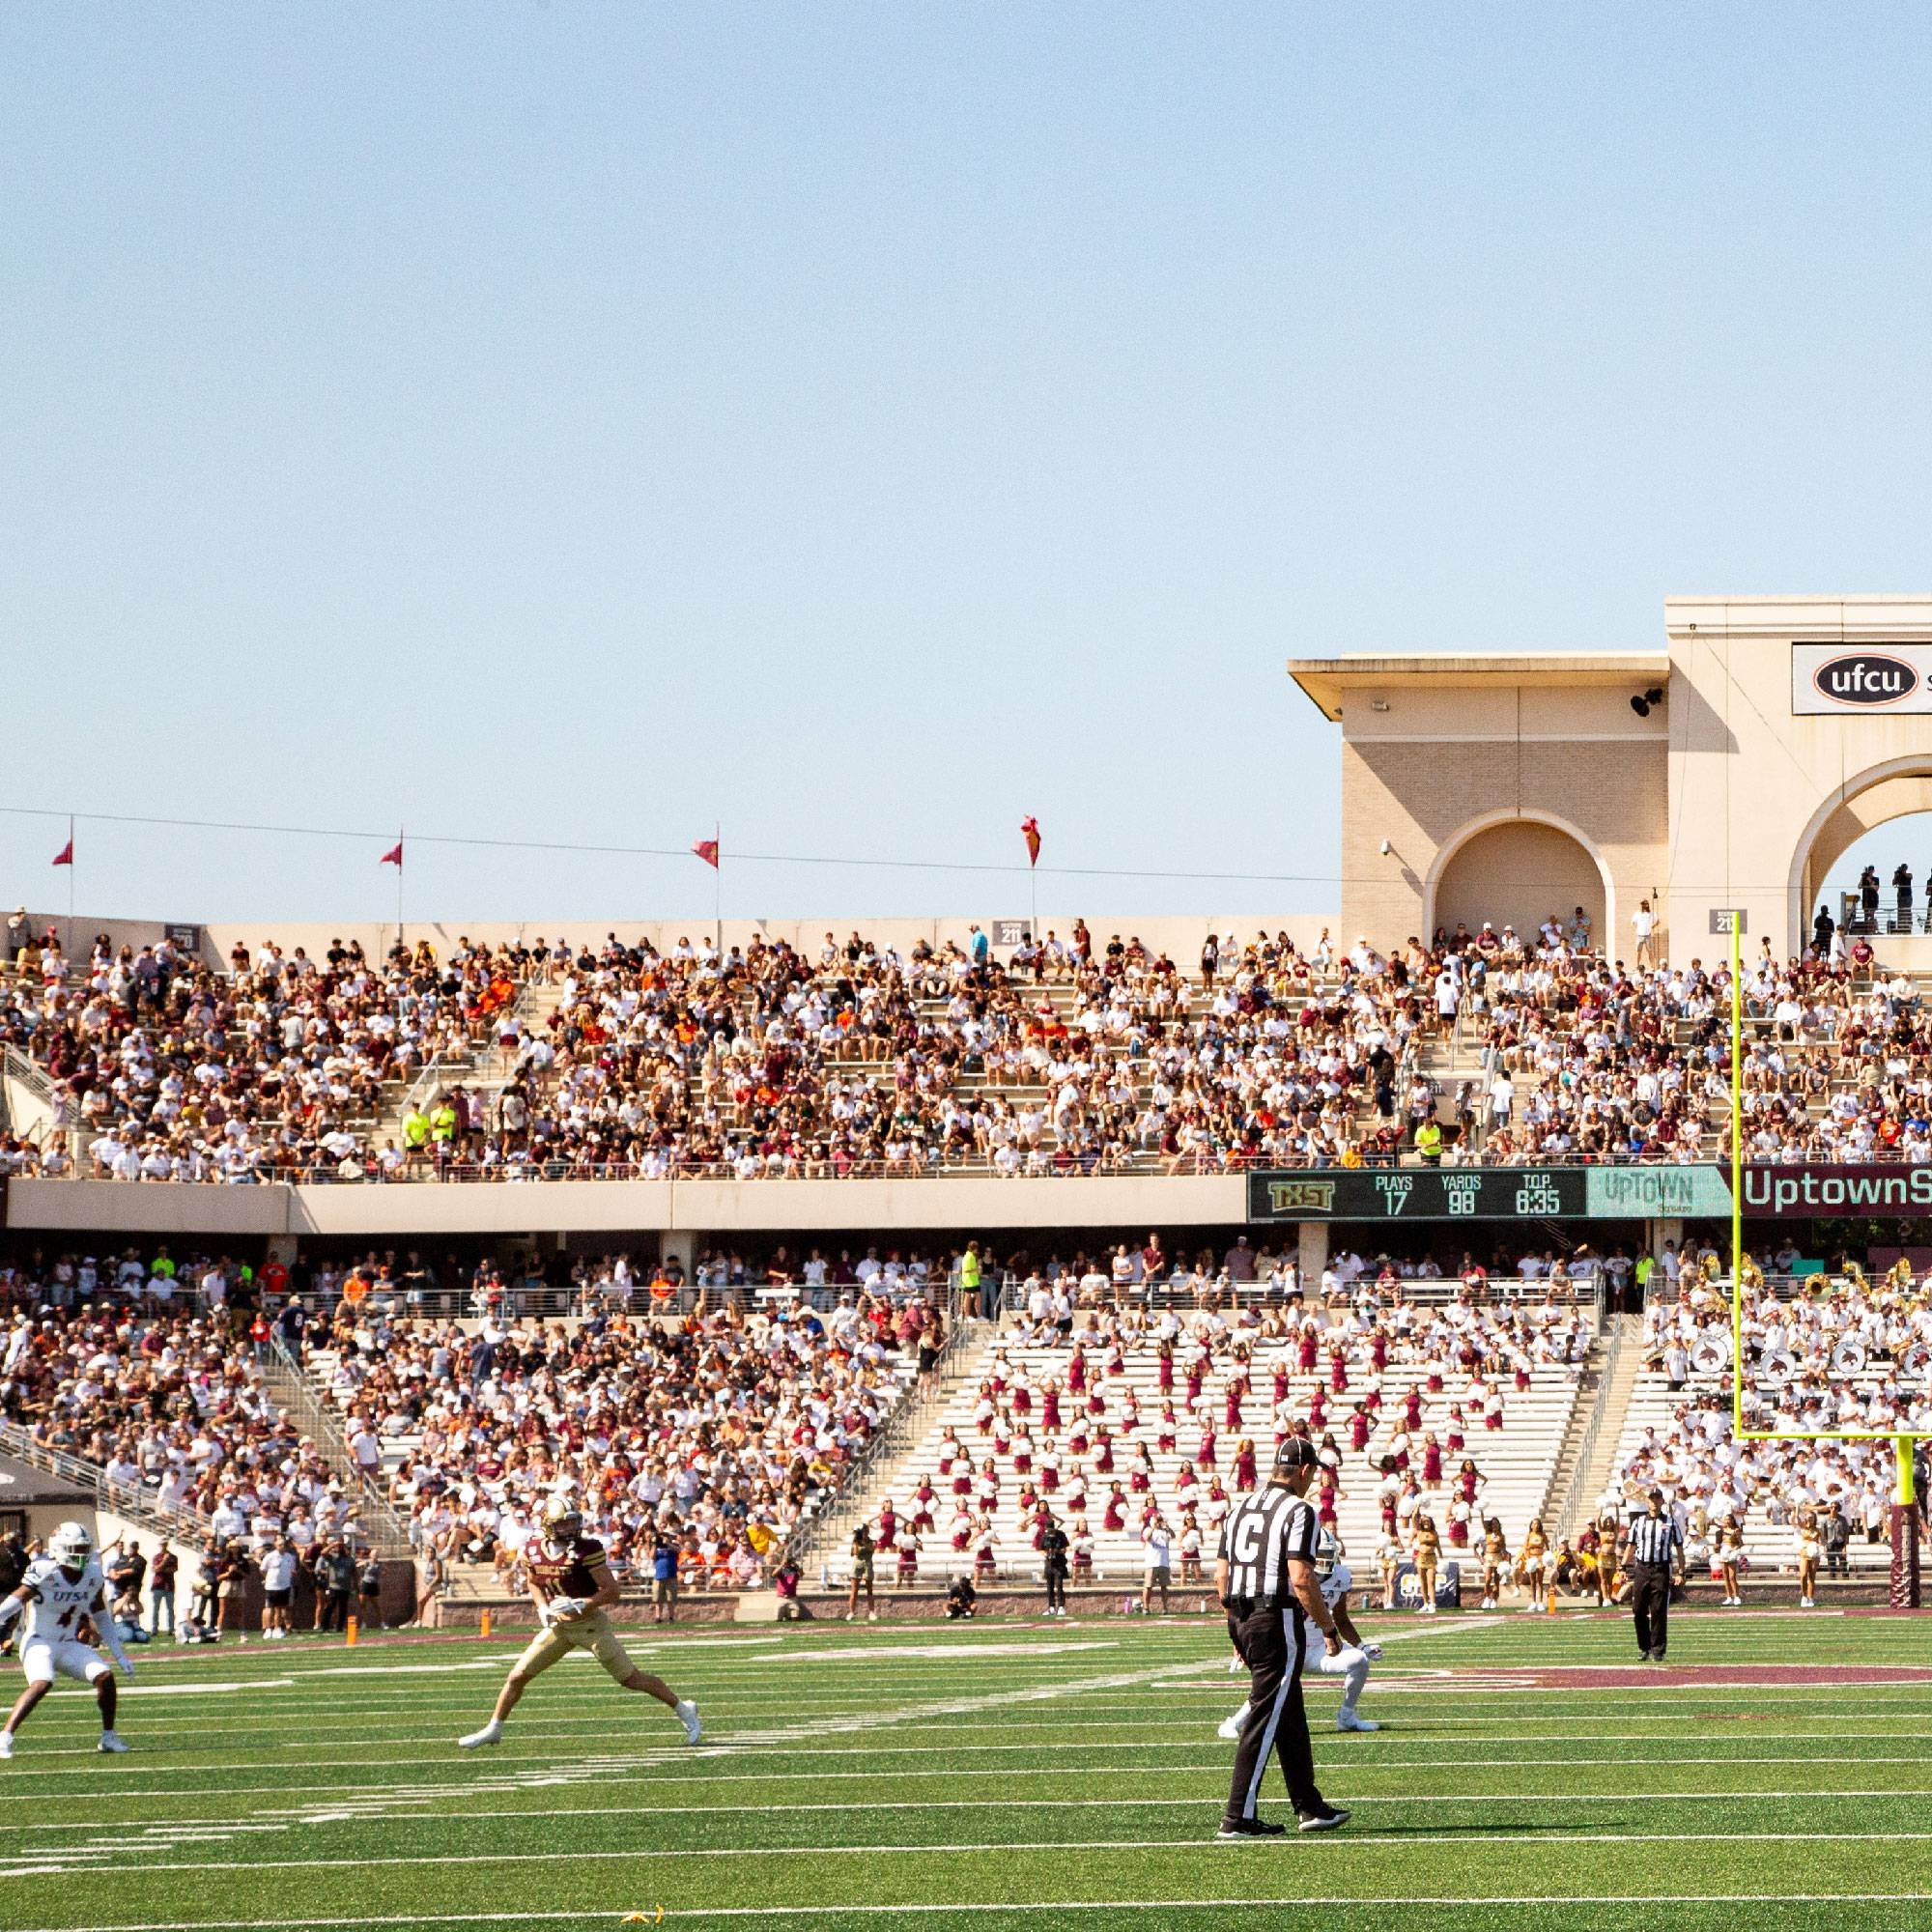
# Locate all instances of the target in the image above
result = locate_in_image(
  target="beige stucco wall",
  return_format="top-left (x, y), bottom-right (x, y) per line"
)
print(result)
top-left (1663, 599), bottom-right (1932, 958)
top-left (1338, 694), bottom-right (1667, 955)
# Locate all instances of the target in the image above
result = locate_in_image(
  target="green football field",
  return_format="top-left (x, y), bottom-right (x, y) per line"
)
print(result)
top-left (1, 1606), bottom-right (1929, 1932)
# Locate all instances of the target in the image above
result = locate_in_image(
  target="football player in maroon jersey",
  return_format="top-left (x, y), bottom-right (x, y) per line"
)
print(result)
top-left (459, 1495), bottom-right (699, 1749)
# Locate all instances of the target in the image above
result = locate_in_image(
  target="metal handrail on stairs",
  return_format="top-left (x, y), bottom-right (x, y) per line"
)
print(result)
top-left (265, 1339), bottom-right (415, 1556)
top-left (0, 1419), bottom-right (214, 1547)
top-left (1552, 1317), bottom-right (1632, 1541)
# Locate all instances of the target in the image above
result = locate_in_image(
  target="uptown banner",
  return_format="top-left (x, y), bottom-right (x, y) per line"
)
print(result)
top-left (1740, 1164), bottom-right (1932, 1217)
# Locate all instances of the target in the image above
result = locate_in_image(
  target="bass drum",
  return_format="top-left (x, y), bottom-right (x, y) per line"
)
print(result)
top-left (1690, 1334), bottom-right (1731, 1376)
top-left (1899, 1340), bottom-right (1931, 1380)
top-left (1757, 1346), bottom-right (1797, 1383)
top-left (1832, 1337), bottom-right (1868, 1377)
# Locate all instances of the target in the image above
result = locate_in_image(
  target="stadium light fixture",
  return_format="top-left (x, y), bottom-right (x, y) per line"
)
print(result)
top-left (1630, 687), bottom-right (1664, 718)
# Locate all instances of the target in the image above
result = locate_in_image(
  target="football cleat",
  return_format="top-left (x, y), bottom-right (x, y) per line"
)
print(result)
top-left (97, 1730), bottom-right (130, 1754)
top-left (675, 1699), bottom-right (702, 1745)
top-left (457, 1720), bottom-right (504, 1749)
top-left (0, 1732), bottom-right (14, 1760)
top-left (1217, 1702), bottom-right (1252, 1741)
top-left (1216, 1816), bottom-right (1286, 1839)
top-left (1335, 1708), bottom-right (1379, 1732)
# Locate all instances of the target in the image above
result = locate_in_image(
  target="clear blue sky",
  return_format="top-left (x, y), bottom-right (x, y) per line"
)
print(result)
top-left (7, 6), bottom-right (1932, 928)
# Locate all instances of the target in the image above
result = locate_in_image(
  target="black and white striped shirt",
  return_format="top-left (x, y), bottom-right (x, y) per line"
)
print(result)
top-left (1624, 1510), bottom-right (1683, 1567)
top-left (1217, 1487), bottom-right (1318, 1605)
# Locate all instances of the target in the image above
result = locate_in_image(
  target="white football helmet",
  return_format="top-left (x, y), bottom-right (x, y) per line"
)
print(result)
top-left (542, 1494), bottom-right (582, 1541)
top-left (48, 1521), bottom-right (94, 1573)
top-left (1314, 1527), bottom-right (1342, 1577)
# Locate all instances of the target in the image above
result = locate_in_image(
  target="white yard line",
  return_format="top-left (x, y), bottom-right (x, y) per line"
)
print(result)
top-left (19, 1901), bottom-right (1932, 1932)
top-left (12, 1828), bottom-right (1932, 1881)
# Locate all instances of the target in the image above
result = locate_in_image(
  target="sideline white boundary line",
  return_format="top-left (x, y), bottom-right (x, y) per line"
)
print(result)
top-left (15, 1891), bottom-right (1932, 1930)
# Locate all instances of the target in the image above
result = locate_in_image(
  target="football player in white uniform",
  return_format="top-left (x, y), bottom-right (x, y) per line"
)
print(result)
top-left (0, 1521), bottom-right (133, 1757)
top-left (1219, 1528), bottom-right (1380, 1738)
top-left (458, 1495), bottom-right (699, 1750)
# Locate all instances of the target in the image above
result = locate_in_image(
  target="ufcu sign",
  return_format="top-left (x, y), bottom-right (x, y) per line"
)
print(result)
top-left (1793, 642), bottom-right (1932, 715)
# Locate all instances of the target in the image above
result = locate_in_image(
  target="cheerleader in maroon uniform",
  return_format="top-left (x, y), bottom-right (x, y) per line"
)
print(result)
top-left (1102, 1485), bottom-right (1127, 1533)
top-left (1349, 1404), bottom-right (1373, 1455)
top-left (1223, 1372), bottom-right (1246, 1433)
top-left (1445, 1405), bottom-right (1466, 1455)
top-left (1457, 1458), bottom-right (1485, 1510)
top-left (1174, 1460), bottom-right (1200, 1508)
top-left (1328, 1345), bottom-right (1350, 1395)
top-left (1307, 1387), bottom-right (1328, 1435)
top-left (1012, 1429), bottom-right (1035, 1476)
top-left (1197, 1422), bottom-right (1217, 1470)
top-left (1064, 1465), bottom-right (1089, 1517)
top-left (1297, 1325), bottom-right (1319, 1374)
top-left (1513, 1355), bottom-right (1532, 1394)
top-left (896, 1532), bottom-right (921, 1586)
top-left (1067, 1417), bottom-right (1090, 1458)
top-left (977, 1460), bottom-right (1000, 1512)
top-left (1156, 1403), bottom-right (1179, 1454)
top-left (911, 1480), bottom-right (937, 1536)
top-left (1233, 1435), bottom-right (1258, 1492)
top-left (974, 1385), bottom-right (997, 1436)
top-left (1316, 1465), bottom-right (1344, 1536)
top-left (948, 1504), bottom-right (974, 1553)
top-left (1094, 1430), bottom-right (1115, 1475)
top-left (1042, 1381), bottom-right (1064, 1434)
top-left (1271, 1358), bottom-right (1290, 1408)
top-left (1421, 1432), bottom-right (1444, 1488)
top-left (1370, 1326), bottom-right (1389, 1371)
top-left (875, 1501), bottom-right (898, 1550)
top-left (1184, 1355), bottom-right (1206, 1409)
top-left (1128, 1441), bottom-right (1154, 1493)
top-left (1402, 1384), bottom-right (1424, 1434)
top-left (1038, 1445), bottom-right (1061, 1494)
top-left (1071, 1516), bottom-right (1094, 1581)
top-left (1067, 1346), bottom-right (1089, 1394)
top-left (1011, 1378), bottom-right (1034, 1421)
top-left (1119, 1390), bottom-right (1142, 1436)
top-left (1156, 1341), bottom-right (1175, 1395)
top-left (992, 1413), bottom-right (1012, 1459)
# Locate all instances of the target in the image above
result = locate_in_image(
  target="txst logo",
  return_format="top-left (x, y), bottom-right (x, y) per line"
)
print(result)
top-left (1812, 652), bottom-right (1919, 706)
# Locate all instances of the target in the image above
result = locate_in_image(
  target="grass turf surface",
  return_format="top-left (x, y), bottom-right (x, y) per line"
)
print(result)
top-left (0, 1608), bottom-right (1927, 1931)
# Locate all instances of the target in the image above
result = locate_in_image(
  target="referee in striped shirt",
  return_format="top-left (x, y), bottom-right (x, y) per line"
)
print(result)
top-left (1618, 1489), bottom-right (1684, 1662)
top-left (1214, 1439), bottom-right (1350, 1838)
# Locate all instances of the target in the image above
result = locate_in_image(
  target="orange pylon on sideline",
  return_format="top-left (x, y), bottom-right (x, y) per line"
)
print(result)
top-left (345, 1616), bottom-right (358, 1647)
top-left (480, 1608), bottom-right (492, 1638)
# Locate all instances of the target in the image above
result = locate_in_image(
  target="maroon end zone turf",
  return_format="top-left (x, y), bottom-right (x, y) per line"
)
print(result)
top-left (1478, 1663), bottom-right (1932, 1690)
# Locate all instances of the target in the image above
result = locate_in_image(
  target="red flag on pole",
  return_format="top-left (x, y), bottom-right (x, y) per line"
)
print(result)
top-left (379, 838), bottom-right (404, 867)
top-left (692, 838), bottom-right (720, 869)
top-left (1020, 817), bottom-right (1041, 867)
top-left (51, 838), bottom-right (73, 867)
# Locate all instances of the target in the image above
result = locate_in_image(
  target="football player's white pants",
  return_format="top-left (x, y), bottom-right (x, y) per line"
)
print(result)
top-left (21, 1640), bottom-right (111, 1689)
top-left (1314, 1643), bottom-right (1369, 1713)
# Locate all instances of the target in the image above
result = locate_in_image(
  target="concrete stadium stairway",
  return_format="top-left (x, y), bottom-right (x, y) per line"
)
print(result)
top-left (1545, 1313), bottom-right (1643, 1536)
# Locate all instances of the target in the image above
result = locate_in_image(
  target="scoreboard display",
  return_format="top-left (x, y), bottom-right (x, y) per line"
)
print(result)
top-left (1246, 1167), bottom-right (1589, 1222)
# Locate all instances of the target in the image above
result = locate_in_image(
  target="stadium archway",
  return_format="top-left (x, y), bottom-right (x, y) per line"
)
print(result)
top-left (1789, 755), bottom-right (1932, 951)
top-left (1426, 810), bottom-right (1612, 952)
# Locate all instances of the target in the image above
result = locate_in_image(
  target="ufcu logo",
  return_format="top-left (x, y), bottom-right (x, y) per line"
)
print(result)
top-left (1813, 652), bottom-right (1919, 706)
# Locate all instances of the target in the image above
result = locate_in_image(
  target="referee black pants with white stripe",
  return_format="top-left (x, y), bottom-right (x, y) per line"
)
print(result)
top-left (1630, 1561), bottom-right (1669, 1658)
top-left (1225, 1605), bottom-right (1323, 1823)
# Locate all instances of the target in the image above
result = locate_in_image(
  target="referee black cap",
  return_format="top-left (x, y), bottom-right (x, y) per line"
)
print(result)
top-left (1272, 1440), bottom-right (1321, 1478)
